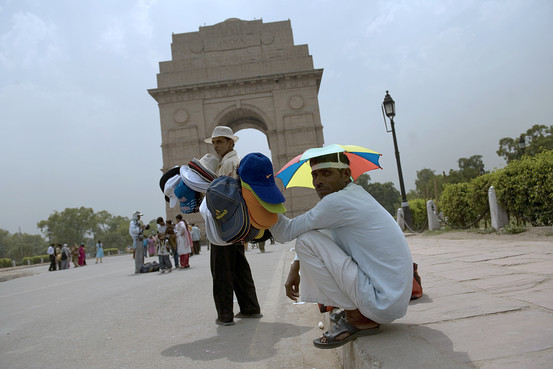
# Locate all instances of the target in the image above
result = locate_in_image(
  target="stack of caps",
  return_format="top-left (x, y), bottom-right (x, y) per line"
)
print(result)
top-left (181, 153), bottom-right (220, 193)
top-left (237, 153), bottom-right (286, 231)
top-left (159, 154), bottom-right (221, 214)
top-left (188, 157), bottom-right (218, 182)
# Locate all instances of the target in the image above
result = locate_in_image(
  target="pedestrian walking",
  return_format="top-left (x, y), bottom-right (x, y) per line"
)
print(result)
top-left (191, 223), bottom-right (201, 255)
top-left (60, 243), bottom-right (71, 269)
top-left (95, 241), bottom-right (104, 263)
top-left (47, 244), bottom-right (56, 271)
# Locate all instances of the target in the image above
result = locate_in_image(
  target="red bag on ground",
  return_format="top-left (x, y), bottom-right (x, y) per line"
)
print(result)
top-left (411, 262), bottom-right (423, 299)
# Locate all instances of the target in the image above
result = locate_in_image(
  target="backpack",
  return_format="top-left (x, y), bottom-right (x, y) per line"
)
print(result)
top-left (140, 261), bottom-right (160, 273)
top-left (206, 176), bottom-right (259, 244)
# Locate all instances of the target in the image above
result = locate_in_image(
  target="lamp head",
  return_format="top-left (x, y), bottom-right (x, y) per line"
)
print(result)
top-left (518, 136), bottom-right (526, 150)
top-left (383, 90), bottom-right (396, 118)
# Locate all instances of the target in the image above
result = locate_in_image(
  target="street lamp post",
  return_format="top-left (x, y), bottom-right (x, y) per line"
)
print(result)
top-left (518, 135), bottom-right (526, 156)
top-left (382, 90), bottom-right (412, 229)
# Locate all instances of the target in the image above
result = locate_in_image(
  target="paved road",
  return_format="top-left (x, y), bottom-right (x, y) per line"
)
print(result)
top-left (0, 243), bottom-right (340, 369)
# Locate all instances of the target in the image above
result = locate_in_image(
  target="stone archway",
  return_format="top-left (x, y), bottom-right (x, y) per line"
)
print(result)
top-left (148, 18), bottom-right (324, 227)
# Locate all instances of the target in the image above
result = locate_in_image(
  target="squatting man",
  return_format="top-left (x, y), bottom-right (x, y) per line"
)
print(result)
top-left (270, 152), bottom-right (413, 349)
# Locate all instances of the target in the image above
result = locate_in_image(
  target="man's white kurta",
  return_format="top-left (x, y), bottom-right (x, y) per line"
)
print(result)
top-left (270, 182), bottom-right (413, 323)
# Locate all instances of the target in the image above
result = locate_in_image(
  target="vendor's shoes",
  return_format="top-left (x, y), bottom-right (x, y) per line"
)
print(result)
top-left (235, 312), bottom-right (263, 319)
top-left (215, 319), bottom-right (235, 326)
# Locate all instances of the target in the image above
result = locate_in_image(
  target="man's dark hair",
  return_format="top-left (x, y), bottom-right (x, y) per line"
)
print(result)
top-left (309, 152), bottom-right (350, 167)
top-left (176, 214), bottom-right (183, 220)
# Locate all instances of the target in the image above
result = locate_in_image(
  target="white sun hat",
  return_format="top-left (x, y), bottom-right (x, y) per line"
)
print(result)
top-left (204, 126), bottom-right (239, 144)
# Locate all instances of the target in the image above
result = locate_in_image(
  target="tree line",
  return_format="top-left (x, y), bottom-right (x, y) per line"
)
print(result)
top-left (355, 124), bottom-right (552, 228)
top-left (0, 208), bottom-right (160, 264)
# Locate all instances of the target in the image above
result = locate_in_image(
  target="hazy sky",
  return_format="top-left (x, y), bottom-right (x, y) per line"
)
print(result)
top-left (1, 0), bottom-right (552, 235)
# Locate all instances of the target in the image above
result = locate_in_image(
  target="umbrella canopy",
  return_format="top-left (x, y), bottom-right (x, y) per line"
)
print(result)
top-left (276, 144), bottom-right (382, 189)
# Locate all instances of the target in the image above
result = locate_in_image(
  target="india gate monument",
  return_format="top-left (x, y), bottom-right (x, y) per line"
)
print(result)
top-left (148, 18), bottom-right (324, 227)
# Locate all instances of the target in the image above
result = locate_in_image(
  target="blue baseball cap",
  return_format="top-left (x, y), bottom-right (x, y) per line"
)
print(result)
top-left (206, 176), bottom-right (255, 243)
top-left (237, 153), bottom-right (285, 204)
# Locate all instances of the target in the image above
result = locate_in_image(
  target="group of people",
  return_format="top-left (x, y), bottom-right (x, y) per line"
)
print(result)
top-left (129, 211), bottom-right (202, 274)
top-left (47, 242), bottom-right (98, 270)
top-left (136, 125), bottom-right (414, 350)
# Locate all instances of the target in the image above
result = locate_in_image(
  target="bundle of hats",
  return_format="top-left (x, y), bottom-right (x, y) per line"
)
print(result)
top-left (205, 152), bottom-right (286, 244)
top-left (159, 153), bottom-right (220, 214)
top-left (238, 153), bottom-right (286, 230)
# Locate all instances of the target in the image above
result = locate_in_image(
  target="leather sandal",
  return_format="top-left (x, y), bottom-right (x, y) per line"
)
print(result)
top-left (313, 317), bottom-right (380, 349)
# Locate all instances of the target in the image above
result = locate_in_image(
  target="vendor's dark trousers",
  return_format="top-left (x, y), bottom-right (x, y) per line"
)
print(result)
top-left (210, 243), bottom-right (260, 323)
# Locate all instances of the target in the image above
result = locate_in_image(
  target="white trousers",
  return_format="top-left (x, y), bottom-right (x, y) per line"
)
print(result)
top-left (295, 230), bottom-right (360, 311)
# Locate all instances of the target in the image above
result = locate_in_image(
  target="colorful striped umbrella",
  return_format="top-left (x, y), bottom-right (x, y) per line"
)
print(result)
top-left (275, 144), bottom-right (382, 189)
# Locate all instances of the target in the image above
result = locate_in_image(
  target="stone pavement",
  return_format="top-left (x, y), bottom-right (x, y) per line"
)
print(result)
top-left (340, 230), bottom-right (553, 369)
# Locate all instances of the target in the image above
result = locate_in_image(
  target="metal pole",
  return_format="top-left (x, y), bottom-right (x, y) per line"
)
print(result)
top-left (390, 117), bottom-right (413, 228)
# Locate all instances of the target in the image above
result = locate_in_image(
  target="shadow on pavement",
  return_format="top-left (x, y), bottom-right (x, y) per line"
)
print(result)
top-left (347, 323), bottom-right (478, 368)
top-left (409, 294), bottom-right (434, 305)
top-left (161, 321), bottom-right (312, 362)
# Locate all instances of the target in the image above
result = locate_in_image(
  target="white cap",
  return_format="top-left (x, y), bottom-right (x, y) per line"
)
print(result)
top-left (197, 153), bottom-right (220, 174)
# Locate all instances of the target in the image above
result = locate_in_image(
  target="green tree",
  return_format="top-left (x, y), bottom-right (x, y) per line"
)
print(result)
top-left (497, 124), bottom-right (553, 163)
top-left (90, 213), bottom-right (131, 251)
top-left (446, 155), bottom-right (485, 184)
top-left (495, 149), bottom-right (553, 225)
top-left (414, 168), bottom-right (445, 200)
top-left (8, 233), bottom-right (46, 261)
top-left (356, 174), bottom-right (401, 215)
top-left (37, 207), bottom-right (97, 245)
top-left (440, 182), bottom-right (481, 228)
top-left (0, 229), bottom-right (11, 258)
top-left (355, 173), bottom-right (371, 189)
top-left (0, 229), bottom-right (46, 262)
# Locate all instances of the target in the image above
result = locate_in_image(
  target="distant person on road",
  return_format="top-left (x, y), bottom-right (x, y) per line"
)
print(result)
top-left (95, 241), bottom-right (104, 264)
top-left (142, 237), bottom-right (149, 258)
top-left (78, 243), bottom-right (86, 266)
top-left (156, 226), bottom-right (172, 274)
top-left (129, 211), bottom-right (149, 274)
top-left (271, 152), bottom-right (413, 349)
top-left (60, 243), bottom-right (71, 269)
top-left (165, 219), bottom-right (178, 268)
top-left (71, 244), bottom-right (79, 267)
top-left (147, 235), bottom-right (156, 257)
top-left (175, 214), bottom-right (192, 268)
top-left (47, 243), bottom-right (56, 271)
top-left (55, 244), bottom-right (62, 270)
top-left (191, 223), bottom-right (201, 255)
